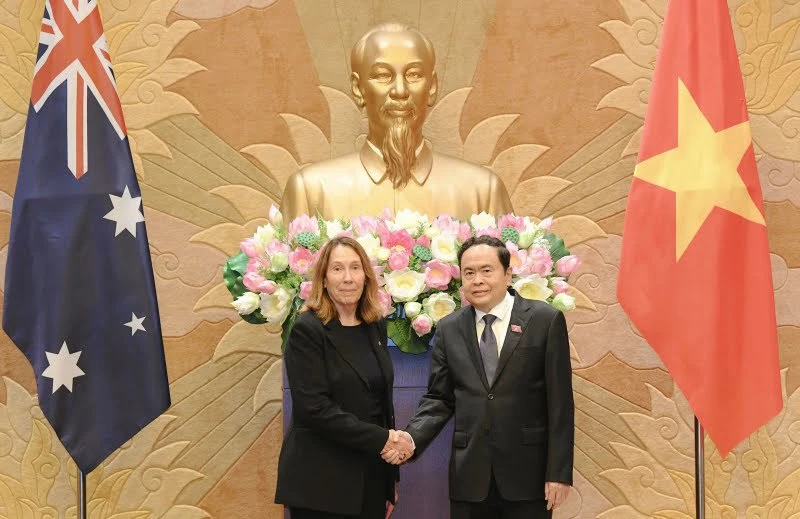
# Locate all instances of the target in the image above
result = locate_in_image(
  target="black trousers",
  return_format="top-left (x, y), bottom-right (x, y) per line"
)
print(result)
top-left (289, 456), bottom-right (389, 519)
top-left (450, 473), bottom-right (552, 519)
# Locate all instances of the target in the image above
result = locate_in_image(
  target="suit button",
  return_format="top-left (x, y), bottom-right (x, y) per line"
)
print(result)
top-left (487, 393), bottom-right (494, 400)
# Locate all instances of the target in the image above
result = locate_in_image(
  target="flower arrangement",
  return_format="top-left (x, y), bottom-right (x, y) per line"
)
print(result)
top-left (224, 206), bottom-right (581, 353)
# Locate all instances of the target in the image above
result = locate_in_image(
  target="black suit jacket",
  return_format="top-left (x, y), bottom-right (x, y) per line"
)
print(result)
top-left (275, 311), bottom-right (398, 514)
top-left (406, 293), bottom-right (574, 502)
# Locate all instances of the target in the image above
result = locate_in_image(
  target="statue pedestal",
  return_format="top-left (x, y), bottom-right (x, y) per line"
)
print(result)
top-left (282, 345), bottom-right (453, 518)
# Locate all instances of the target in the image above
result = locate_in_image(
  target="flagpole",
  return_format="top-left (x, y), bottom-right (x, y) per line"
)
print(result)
top-left (78, 469), bottom-right (87, 519)
top-left (694, 416), bottom-right (705, 519)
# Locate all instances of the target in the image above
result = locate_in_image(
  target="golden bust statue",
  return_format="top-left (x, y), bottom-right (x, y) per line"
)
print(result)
top-left (280, 22), bottom-right (513, 221)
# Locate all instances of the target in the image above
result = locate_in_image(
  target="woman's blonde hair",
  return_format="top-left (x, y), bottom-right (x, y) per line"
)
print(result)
top-left (303, 236), bottom-right (384, 324)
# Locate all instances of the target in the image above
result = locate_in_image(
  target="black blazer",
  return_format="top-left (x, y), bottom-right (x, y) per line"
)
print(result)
top-left (275, 310), bottom-right (398, 515)
top-left (406, 293), bottom-right (574, 502)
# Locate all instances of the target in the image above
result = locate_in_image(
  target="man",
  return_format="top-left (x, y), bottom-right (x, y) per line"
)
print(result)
top-left (393, 236), bottom-right (574, 518)
top-left (279, 23), bottom-right (513, 221)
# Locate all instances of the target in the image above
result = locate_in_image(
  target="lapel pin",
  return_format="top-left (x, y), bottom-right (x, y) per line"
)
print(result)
top-left (511, 324), bottom-right (523, 334)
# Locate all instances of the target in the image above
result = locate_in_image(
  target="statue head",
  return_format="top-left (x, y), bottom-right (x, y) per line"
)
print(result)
top-left (350, 23), bottom-right (439, 188)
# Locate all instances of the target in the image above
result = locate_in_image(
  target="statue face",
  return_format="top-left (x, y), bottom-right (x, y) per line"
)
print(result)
top-left (353, 30), bottom-right (438, 141)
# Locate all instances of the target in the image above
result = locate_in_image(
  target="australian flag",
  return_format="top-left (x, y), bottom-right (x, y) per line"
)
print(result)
top-left (2, 0), bottom-right (170, 473)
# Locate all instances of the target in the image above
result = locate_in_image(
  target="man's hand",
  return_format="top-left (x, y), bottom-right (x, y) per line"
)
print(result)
top-left (544, 482), bottom-right (570, 510)
top-left (380, 430), bottom-right (414, 465)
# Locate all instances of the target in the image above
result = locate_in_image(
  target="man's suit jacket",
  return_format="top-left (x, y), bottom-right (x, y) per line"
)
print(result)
top-left (406, 293), bottom-right (574, 502)
top-left (275, 311), bottom-right (398, 515)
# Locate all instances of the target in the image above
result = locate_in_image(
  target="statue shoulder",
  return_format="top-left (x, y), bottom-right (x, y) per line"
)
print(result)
top-left (431, 152), bottom-right (501, 183)
top-left (289, 153), bottom-right (362, 182)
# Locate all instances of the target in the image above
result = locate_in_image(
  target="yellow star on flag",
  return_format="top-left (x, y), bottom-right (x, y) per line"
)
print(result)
top-left (633, 78), bottom-right (765, 260)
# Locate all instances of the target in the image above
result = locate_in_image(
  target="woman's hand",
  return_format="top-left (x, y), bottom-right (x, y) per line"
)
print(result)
top-left (385, 482), bottom-right (398, 518)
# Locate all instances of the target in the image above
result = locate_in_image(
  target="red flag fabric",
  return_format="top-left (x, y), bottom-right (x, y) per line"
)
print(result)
top-left (617, 0), bottom-right (782, 457)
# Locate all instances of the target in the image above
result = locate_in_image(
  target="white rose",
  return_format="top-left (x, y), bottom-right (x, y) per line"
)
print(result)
top-left (430, 235), bottom-right (458, 263)
top-left (391, 209), bottom-right (429, 236)
top-left (512, 275), bottom-right (553, 301)
top-left (260, 287), bottom-right (295, 324)
top-left (325, 219), bottom-right (345, 238)
top-left (552, 293), bottom-right (576, 312)
top-left (357, 234), bottom-right (382, 259)
top-left (404, 301), bottom-right (422, 319)
top-left (384, 268), bottom-right (427, 302)
top-left (470, 212), bottom-right (496, 230)
top-left (422, 292), bottom-right (457, 323)
top-left (376, 247), bottom-right (391, 262)
top-left (253, 224), bottom-right (276, 249)
top-left (231, 292), bottom-right (260, 315)
top-left (270, 252), bottom-right (289, 273)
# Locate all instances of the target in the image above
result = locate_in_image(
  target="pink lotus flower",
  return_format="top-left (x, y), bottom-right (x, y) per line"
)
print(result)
top-left (539, 216), bottom-right (553, 231)
top-left (476, 226), bottom-right (501, 239)
top-left (243, 272), bottom-right (277, 294)
top-left (380, 207), bottom-right (395, 221)
top-left (458, 223), bottom-right (472, 243)
top-left (377, 289), bottom-right (394, 317)
top-left (288, 214), bottom-right (319, 237)
top-left (416, 235), bottom-right (431, 248)
top-left (371, 260), bottom-right (386, 277)
top-left (267, 239), bottom-right (290, 256)
top-left (433, 215), bottom-right (460, 236)
top-left (498, 214), bottom-right (525, 231)
top-left (411, 314), bottom-right (433, 335)
top-left (373, 264), bottom-right (387, 286)
top-left (506, 242), bottom-right (531, 276)
top-left (246, 258), bottom-right (269, 274)
top-left (388, 251), bottom-right (410, 270)
top-left (556, 255), bottom-right (581, 276)
top-left (382, 229), bottom-right (415, 253)
top-left (376, 220), bottom-right (391, 243)
top-left (268, 204), bottom-right (283, 225)
top-left (352, 215), bottom-right (380, 236)
top-left (424, 260), bottom-right (453, 290)
top-left (289, 247), bottom-right (314, 275)
top-left (529, 246), bottom-right (553, 276)
top-left (240, 238), bottom-right (261, 258)
top-left (550, 277), bottom-right (570, 295)
top-left (299, 281), bottom-right (313, 300)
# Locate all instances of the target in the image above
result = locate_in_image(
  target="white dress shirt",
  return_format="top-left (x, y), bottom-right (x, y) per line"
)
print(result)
top-left (474, 291), bottom-right (515, 355)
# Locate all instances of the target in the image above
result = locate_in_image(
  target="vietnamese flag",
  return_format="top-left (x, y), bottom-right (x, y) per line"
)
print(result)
top-left (617, 0), bottom-right (782, 457)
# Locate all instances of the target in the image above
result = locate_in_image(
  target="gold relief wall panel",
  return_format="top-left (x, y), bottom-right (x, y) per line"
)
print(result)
top-left (1, 0), bottom-right (799, 517)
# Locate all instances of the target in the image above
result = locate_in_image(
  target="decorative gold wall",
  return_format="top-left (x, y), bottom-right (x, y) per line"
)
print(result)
top-left (1, 0), bottom-right (798, 517)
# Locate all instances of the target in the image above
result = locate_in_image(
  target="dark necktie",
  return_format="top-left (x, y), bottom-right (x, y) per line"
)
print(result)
top-left (480, 314), bottom-right (499, 385)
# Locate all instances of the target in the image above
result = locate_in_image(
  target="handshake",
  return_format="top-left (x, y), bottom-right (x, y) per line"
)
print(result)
top-left (380, 429), bottom-right (415, 465)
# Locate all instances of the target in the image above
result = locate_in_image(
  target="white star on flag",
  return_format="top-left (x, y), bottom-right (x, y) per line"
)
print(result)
top-left (42, 342), bottom-right (85, 393)
top-left (124, 313), bottom-right (146, 336)
top-left (104, 186), bottom-right (144, 237)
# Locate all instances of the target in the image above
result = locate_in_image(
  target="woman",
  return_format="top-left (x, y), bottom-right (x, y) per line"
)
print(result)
top-left (275, 236), bottom-right (406, 518)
